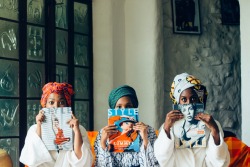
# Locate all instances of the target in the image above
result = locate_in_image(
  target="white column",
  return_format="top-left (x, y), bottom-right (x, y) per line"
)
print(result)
top-left (93, 0), bottom-right (114, 130)
top-left (93, 0), bottom-right (163, 130)
top-left (124, 0), bottom-right (163, 128)
top-left (240, 0), bottom-right (250, 145)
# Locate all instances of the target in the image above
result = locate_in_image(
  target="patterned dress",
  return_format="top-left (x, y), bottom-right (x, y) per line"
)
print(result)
top-left (94, 126), bottom-right (159, 167)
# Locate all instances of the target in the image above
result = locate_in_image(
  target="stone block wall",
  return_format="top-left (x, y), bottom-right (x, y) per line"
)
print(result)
top-left (160, 0), bottom-right (241, 138)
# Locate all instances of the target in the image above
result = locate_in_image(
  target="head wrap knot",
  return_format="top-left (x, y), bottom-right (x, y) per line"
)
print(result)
top-left (40, 82), bottom-right (74, 107)
top-left (170, 73), bottom-right (208, 104)
top-left (108, 85), bottom-right (138, 109)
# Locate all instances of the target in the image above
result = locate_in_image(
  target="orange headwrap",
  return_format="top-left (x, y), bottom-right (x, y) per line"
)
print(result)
top-left (40, 82), bottom-right (74, 108)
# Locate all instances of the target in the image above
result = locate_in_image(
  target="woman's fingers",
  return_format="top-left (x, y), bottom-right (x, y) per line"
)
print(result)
top-left (71, 113), bottom-right (76, 119)
top-left (101, 125), bottom-right (119, 144)
top-left (133, 123), bottom-right (148, 131)
top-left (168, 110), bottom-right (183, 122)
top-left (67, 113), bottom-right (80, 130)
top-left (103, 125), bottom-right (118, 135)
top-left (195, 113), bottom-right (212, 122)
top-left (195, 113), bottom-right (218, 130)
top-left (164, 110), bottom-right (183, 131)
top-left (36, 110), bottom-right (45, 123)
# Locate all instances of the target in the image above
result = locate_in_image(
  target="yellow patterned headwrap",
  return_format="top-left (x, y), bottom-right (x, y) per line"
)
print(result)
top-left (170, 73), bottom-right (208, 104)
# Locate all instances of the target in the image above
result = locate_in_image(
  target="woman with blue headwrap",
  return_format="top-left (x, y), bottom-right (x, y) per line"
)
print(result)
top-left (94, 85), bottom-right (159, 167)
top-left (154, 73), bottom-right (230, 167)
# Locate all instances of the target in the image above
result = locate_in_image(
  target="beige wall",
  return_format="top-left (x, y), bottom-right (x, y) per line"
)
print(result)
top-left (240, 0), bottom-right (250, 146)
top-left (92, 0), bottom-right (114, 130)
top-left (92, 0), bottom-right (163, 130)
top-left (92, 0), bottom-right (250, 145)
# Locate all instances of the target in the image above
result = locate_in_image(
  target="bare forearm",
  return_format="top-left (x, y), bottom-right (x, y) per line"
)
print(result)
top-left (211, 127), bottom-right (220, 145)
top-left (164, 127), bottom-right (171, 139)
top-left (143, 138), bottom-right (148, 149)
top-left (36, 123), bottom-right (42, 137)
top-left (74, 129), bottom-right (83, 159)
top-left (101, 140), bottom-right (107, 150)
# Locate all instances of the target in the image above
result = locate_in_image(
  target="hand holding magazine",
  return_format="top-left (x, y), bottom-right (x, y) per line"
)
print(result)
top-left (172, 103), bottom-right (207, 148)
top-left (107, 108), bottom-right (140, 152)
top-left (41, 107), bottom-right (73, 151)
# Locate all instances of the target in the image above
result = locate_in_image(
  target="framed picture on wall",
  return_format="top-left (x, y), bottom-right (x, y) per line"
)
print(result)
top-left (171, 0), bottom-right (201, 34)
top-left (221, 0), bottom-right (240, 25)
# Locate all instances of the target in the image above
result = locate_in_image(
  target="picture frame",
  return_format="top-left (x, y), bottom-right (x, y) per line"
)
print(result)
top-left (171, 0), bottom-right (201, 34)
top-left (221, 0), bottom-right (240, 25)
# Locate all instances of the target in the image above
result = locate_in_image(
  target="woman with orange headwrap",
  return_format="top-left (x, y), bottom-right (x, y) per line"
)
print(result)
top-left (19, 82), bottom-right (93, 167)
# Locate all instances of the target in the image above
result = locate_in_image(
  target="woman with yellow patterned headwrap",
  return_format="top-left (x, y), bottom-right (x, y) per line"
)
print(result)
top-left (169, 72), bottom-right (208, 106)
top-left (154, 73), bottom-right (230, 167)
top-left (20, 82), bottom-right (93, 167)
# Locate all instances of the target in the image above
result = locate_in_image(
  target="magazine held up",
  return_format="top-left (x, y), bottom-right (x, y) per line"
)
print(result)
top-left (108, 108), bottom-right (140, 152)
top-left (41, 107), bottom-right (73, 151)
top-left (172, 103), bottom-right (207, 148)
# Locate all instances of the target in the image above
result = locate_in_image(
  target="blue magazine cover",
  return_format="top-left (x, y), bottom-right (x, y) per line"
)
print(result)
top-left (172, 103), bottom-right (207, 148)
top-left (108, 108), bottom-right (140, 152)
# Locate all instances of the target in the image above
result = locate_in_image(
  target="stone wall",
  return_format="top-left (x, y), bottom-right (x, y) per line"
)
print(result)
top-left (160, 0), bottom-right (241, 138)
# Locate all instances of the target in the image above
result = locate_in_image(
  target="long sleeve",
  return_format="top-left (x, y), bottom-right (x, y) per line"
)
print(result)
top-left (205, 121), bottom-right (230, 167)
top-left (154, 121), bottom-right (230, 167)
top-left (19, 124), bottom-right (93, 167)
top-left (94, 126), bottom-right (159, 167)
top-left (93, 130), bottom-right (112, 167)
top-left (154, 124), bottom-right (175, 167)
top-left (139, 126), bottom-right (159, 166)
top-left (19, 125), bottom-right (53, 166)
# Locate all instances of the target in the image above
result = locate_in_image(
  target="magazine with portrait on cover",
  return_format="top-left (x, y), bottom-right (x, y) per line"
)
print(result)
top-left (41, 107), bottom-right (73, 150)
top-left (172, 103), bottom-right (207, 148)
top-left (107, 108), bottom-right (140, 152)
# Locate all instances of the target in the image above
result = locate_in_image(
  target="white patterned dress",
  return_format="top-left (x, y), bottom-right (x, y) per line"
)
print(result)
top-left (94, 126), bottom-right (159, 167)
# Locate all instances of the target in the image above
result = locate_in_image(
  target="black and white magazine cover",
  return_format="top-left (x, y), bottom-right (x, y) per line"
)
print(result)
top-left (173, 103), bottom-right (207, 148)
